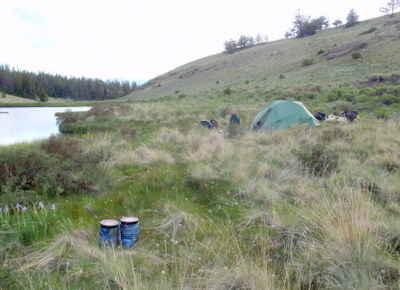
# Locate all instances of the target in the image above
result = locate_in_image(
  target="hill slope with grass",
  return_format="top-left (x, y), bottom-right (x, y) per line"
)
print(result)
top-left (125, 14), bottom-right (400, 100)
top-left (0, 93), bottom-right (38, 104)
top-left (0, 93), bottom-right (75, 105)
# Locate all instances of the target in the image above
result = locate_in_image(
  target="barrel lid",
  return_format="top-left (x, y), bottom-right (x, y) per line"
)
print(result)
top-left (100, 219), bottom-right (119, 227)
top-left (120, 216), bottom-right (139, 223)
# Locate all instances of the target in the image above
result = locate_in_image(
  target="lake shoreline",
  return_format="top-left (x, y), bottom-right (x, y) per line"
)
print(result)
top-left (0, 106), bottom-right (91, 146)
top-left (0, 101), bottom-right (95, 108)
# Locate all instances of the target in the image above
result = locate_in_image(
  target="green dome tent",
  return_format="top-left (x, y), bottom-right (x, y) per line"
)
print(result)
top-left (250, 100), bottom-right (320, 131)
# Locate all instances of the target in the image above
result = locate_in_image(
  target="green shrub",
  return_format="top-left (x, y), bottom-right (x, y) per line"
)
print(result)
top-left (351, 52), bottom-right (362, 59)
top-left (0, 147), bottom-right (57, 193)
top-left (223, 87), bottom-right (232, 95)
top-left (0, 138), bottom-right (112, 200)
top-left (302, 59), bottom-right (314, 66)
top-left (374, 106), bottom-right (391, 119)
top-left (55, 110), bottom-right (87, 125)
top-left (41, 135), bottom-right (83, 160)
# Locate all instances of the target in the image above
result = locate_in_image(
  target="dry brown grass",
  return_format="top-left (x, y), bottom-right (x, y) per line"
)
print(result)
top-left (133, 145), bottom-right (175, 165)
top-left (205, 261), bottom-right (277, 290)
top-left (14, 229), bottom-right (166, 289)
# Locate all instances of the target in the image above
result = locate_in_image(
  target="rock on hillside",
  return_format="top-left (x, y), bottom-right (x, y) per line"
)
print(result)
top-left (325, 41), bottom-right (367, 60)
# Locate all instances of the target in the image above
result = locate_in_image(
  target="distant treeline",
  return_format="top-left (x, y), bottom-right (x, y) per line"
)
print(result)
top-left (0, 64), bottom-right (137, 101)
top-left (224, 34), bottom-right (268, 54)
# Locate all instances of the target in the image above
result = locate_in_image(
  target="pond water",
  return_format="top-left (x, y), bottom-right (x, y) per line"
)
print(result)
top-left (0, 106), bottom-right (91, 146)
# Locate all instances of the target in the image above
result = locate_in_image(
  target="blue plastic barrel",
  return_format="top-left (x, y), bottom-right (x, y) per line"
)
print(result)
top-left (120, 217), bottom-right (140, 248)
top-left (99, 219), bottom-right (119, 248)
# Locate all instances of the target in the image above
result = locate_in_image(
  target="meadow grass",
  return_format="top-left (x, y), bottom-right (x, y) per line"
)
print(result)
top-left (1, 100), bottom-right (400, 289)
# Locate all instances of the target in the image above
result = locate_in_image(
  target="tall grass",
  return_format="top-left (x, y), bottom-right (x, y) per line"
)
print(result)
top-left (0, 203), bottom-right (61, 245)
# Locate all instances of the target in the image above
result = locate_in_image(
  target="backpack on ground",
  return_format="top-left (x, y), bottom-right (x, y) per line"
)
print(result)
top-left (314, 112), bottom-right (327, 121)
top-left (199, 120), bottom-right (218, 129)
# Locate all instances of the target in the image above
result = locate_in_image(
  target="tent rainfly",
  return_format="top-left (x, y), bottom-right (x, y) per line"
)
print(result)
top-left (250, 100), bottom-right (320, 131)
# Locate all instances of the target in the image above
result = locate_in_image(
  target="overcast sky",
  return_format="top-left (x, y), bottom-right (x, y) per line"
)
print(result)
top-left (0, 0), bottom-right (383, 82)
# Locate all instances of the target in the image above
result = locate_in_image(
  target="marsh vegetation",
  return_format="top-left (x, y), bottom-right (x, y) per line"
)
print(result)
top-left (1, 87), bottom-right (400, 289)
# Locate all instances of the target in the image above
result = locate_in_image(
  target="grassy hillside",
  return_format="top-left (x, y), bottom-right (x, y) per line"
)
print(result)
top-left (0, 93), bottom-right (37, 104)
top-left (0, 93), bottom-right (74, 105)
top-left (125, 14), bottom-right (400, 100)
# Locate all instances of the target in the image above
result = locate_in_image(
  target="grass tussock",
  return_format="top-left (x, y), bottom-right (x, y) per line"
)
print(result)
top-left (133, 145), bottom-right (175, 165)
top-left (287, 187), bottom-right (391, 288)
top-left (14, 229), bottom-right (161, 289)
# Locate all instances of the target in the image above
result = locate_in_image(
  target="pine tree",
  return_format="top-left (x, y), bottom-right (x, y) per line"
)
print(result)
top-left (39, 87), bottom-right (49, 102)
top-left (345, 9), bottom-right (359, 28)
top-left (0, 64), bottom-right (137, 100)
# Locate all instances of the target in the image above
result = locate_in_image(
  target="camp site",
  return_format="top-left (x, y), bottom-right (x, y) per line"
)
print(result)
top-left (1, 8), bottom-right (400, 290)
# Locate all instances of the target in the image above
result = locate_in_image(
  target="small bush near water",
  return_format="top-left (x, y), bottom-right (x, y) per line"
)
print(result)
top-left (0, 135), bottom-right (112, 204)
